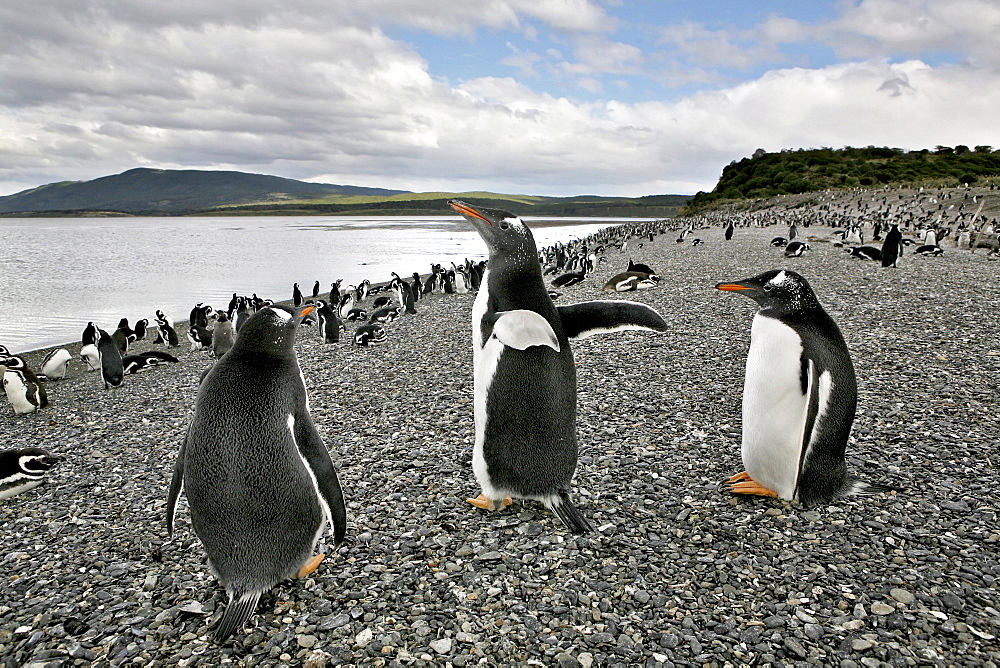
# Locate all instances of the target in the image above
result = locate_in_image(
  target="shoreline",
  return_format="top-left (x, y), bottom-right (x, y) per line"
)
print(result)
top-left (2, 212), bottom-right (998, 666)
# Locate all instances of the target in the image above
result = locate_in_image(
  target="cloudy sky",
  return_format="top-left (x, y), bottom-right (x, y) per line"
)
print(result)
top-left (2, 0), bottom-right (999, 197)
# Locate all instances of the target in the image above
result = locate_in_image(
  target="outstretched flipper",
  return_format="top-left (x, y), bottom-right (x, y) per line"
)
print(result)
top-left (489, 310), bottom-right (560, 351)
top-left (557, 300), bottom-right (667, 340)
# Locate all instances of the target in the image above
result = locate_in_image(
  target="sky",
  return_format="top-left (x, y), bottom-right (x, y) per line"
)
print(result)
top-left (1, 0), bottom-right (999, 198)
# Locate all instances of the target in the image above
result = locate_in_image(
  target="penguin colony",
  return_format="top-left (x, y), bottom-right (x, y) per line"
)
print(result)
top-left (6, 185), bottom-right (993, 644)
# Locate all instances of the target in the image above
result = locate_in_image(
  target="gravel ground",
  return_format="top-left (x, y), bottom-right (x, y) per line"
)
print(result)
top-left (1, 214), bottom-right (998, 667)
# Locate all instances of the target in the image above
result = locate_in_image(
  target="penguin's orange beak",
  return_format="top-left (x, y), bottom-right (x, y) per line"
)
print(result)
top-left (449, 200), bottom-right (492, 226)
top-left (715, 283), bottom-right (753, 292)
top-left (300, 305), bottom-right (316, 317)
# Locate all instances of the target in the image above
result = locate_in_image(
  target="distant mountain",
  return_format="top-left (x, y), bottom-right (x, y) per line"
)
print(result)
top-left (0, 168), bottom-right (409, 215)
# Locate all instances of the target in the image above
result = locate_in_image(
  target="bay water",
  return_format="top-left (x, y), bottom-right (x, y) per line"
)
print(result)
top-left (0, 215), bottom-right (635, 353)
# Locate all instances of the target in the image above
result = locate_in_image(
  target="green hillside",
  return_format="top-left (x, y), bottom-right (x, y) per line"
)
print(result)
top-left (0, 168), bottom-right (407, 215)
top-left (686, 145), bottom-right (1000, 211)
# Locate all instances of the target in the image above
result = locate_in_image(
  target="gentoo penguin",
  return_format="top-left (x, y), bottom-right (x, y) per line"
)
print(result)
top-left (784, 241), bottom-right (810, 257)
top-left (715, 269), bottom-right (893, 504)
top-left (166, 305), bottom-right (348, 642)
top-left (96, 329), bottom-right (124, 388)
top-left (881, 224), bottom-right (903, 268)
top-left (352, 323), bottom-right (387, 346)
top-left (0, 448), bottom-right (61, 500)
top-left (312, 300), bottom-right (343, 343)
top-left (1, 356), bottom-right (49, 414)
top-left (39, 348), bottom-right (72, 380)
top-left (449, 200), bottom-right (668, 533)
top-left (725, 221), bottom-right (735, 240)
top-left (212, 312), bottom-right (236, 358)
top-left (80, 345), bottom-right (100, 372)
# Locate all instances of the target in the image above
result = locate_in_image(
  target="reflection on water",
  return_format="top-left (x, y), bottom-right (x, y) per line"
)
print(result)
top-left (0, 215), bottom-right (636, 352)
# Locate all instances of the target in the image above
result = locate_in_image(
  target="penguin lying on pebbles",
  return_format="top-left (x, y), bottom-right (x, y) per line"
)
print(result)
top-left (0, 448), bottom-right (61, 500)
top-left (715, 269), bottom-right (895, 504)
top-left (167, 305), bottom-right (348, 642)
top-left (450, 200), bottom-right (668, 533)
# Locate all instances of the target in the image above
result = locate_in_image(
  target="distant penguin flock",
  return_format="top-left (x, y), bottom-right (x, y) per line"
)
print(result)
top-left (19, 187), bottom-right (998, 644)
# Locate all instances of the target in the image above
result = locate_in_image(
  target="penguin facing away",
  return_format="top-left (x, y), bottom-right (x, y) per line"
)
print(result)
top-left (166, 305), bottom-right (348, 642)
top-left (449, 200), bottom-right (668, 533)
top-left (715, 269), bottom-right (894, 504)
top-left (96, 329), bottom-right (124, 389)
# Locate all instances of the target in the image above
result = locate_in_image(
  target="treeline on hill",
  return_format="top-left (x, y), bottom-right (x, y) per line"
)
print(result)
top-left (687, 145), bottom-right (1000, 209)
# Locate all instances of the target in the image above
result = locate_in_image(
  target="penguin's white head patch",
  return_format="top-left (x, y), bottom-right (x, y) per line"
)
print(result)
top-left (498, 216), bottom-right (526, 232)
top-left (765, 270), bottom-right (794, 291)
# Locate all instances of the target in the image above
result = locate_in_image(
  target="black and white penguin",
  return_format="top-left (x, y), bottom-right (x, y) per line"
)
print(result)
top-left (770, 237), bottom-right (787, 247)
top-left (715, 269), bottom-right (894, 504)
top-left (881, 224), bottom-right (903, 268)
top-left (449, 200), bottom-right (668, 533)
top-left (80, 345), bottom-right (100, 372)
top-left (212, 312), bottom-right (236, 358)
top-left (234, 300), bottom-right (252, 334)
top-left (370, 306), bottom-right (400, 323)
top-left (112, 319), bottom-right (136, 355)
top-left (1, 356), bottom-right (49, 414)
top-left (788, 222), bottom-right (797, 240)
top-left (338, 293), bottom-right (355, 320)
top-left (122, 351), bottom-right (180, 374)
top-left (551, 269), bottom-right (586, 288)
top-left (601, 272), bottom-right (659, 293)
top-left (96, 328), bottom-right (124, 388)
top-left (626, 258), bottom-right (657, 275)
top-left (724, 221), bottom-right (735, 240)
top-left (848, 246), bottom-right (882, 261)
top-left (372, 295), bottom-right (391, 310)
top-left (166, 305), bottom-right (348, 642)
top-left (82, 322), bottom-right (99, 346)
top-left (410, 273), bottom-right (423, 301)
top-left (39, 348), bottom-right (72, 380)
top-left (155, 311), bottom-right (180, 348)
top-left (293, 283), bottom-right (304, 307)
top-left (311, 281), bottom-right (321, 299)
top-left (0, 448), bottom-right (61, 500)
top-left (352, 323), bottom-right (387, 346)
top-left (915, 244), bottom-right (944, 256)
top-left (134, 318), bottom-right (149, 341)
top-left (312, 300), bottom-right (343, 343)
top-left (784, 241), bottom-right (810, 257)
top-left (391, 279), bottom-right (417, 315)
top-left (329, 280), bottom-right (342, 305)
top-left (188, 325), bottom-right (213, 351)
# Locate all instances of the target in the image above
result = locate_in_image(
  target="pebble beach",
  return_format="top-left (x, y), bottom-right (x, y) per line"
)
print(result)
top-left (2, 208), bottom-right (999, 667)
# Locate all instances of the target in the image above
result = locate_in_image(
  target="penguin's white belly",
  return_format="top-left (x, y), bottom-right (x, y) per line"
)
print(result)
top-left (741, 315), bottom-right (808, 499)
top-left (3, 373), bottom-right (36, 414)
top-left (470, 274), bottom-right (502, 498)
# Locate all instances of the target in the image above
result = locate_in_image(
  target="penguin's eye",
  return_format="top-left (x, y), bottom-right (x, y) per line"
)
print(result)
top-left (499, 221), bottom-right (510, 230)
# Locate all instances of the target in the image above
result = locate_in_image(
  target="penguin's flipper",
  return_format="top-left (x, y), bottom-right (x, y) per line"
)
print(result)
top-left (557, 300), bottom-right (667, 340)
top-left (166, 435), bottom-right (187, 538)
top-left (490, 310), bottom-right (560, 351)
top-left (292, 413), bottom-right (349, 543)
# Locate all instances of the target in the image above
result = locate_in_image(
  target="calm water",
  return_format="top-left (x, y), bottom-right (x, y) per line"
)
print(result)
top-left (0, 215), bottom-right (637, 353)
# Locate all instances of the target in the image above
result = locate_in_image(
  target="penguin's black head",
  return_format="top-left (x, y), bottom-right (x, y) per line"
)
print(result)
top-left (449, 200), bottom-right (537, 258)
top-left (231, 304), bottom-right (314, 357)
top-left (716, 269), bottom-right (820, 313)
top-left (17, 448), bottom-right (61, 473)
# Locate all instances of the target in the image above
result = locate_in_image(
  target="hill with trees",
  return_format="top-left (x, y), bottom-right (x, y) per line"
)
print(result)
top-left (686, 145), bottom-right (1000, 211)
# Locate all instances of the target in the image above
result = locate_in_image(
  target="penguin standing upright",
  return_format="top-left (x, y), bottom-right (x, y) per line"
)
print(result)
top-left (715, 269), bottom-right (894, 504)
top-left (391, 279), bottom-right (417, 315)
top-left (293, 283), bottom-right (304, 307)
top-left (725, 221), bottom-right (735, 240)
top-left (313, 299), bottom-right (343, 343)
top-left (96, 329), bottom-right (124, 388)
top-left (881, 224), bottom-right (903, 268)
top-left (166, 305), bottom-right (348, 642)
top-left (0, 448), bottom-right (61, 500)
top-left (449, 200), bottom-right (668, 533)
top-left (212, 312), bottom-right (236, 358)
top-left (0, 356), bottom-right (49, 414)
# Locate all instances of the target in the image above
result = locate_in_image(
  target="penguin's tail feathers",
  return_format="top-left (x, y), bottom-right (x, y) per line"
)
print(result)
top-left (843, 477), bottom-right (901, 497)
top-left (214, 590), bottom-right (260, 643)
top-left (546, 490), bottom-right (593, 534)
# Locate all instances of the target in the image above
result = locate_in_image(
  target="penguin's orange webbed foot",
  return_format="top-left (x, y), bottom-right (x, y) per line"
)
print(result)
top-left (725, 471), bottom-right (751, 485)
top-left (296, 553), bottom-right (324, 578)
top-left (466, 493), bottom-right (514, 511)
top-left (728, 480), bottom-right (779, 498)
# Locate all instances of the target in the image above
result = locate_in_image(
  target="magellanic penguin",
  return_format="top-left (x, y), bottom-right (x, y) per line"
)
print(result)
top-left (96, 329), bottom-right (124, 389)
top-left (1, 356), bottom-right (49, 414)
top-left (0, 448), bottom-right (61, 500)
top-left (166, 305), bottom-right (348, 643)
top-left (715, 269), bottom-right (895, 504)
top-left (449, 200), bottom-right (668, 533)
top-left (881, 224), bottom-right (903, 268)
top-left (39, 348), bottom-right (72, 380)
